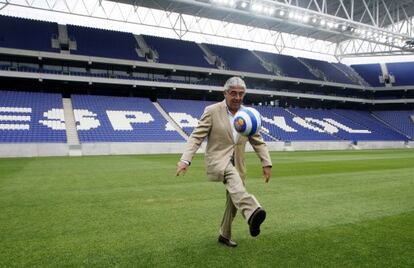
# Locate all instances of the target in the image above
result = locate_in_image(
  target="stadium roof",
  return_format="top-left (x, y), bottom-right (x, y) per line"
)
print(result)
top-left (1, 0), bottom-right (413, 59)
top-left (113, 0), bottom-right (414, 43)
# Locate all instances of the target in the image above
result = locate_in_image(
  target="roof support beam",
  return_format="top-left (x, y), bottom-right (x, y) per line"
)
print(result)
top-left (0, 0), bottom-right (413, 58)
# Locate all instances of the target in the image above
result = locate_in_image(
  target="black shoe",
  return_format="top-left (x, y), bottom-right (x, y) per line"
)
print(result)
top-left (218, 235), bottom-right (237, 247)
top-left (248, 208), bottom-right (266, 237)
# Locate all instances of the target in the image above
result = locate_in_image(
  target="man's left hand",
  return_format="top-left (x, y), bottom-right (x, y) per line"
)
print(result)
top-left (262, 166), bottom-right (272, 183)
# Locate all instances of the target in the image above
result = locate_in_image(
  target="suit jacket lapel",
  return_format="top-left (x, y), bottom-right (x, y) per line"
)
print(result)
top-left (220, 100), bottom-right (235, 144)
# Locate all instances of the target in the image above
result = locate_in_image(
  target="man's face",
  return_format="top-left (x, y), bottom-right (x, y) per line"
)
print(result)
top-left (224, 86), bottom-right (245, 113)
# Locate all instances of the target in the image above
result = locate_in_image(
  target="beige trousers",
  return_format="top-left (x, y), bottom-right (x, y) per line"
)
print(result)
top-left (219, 162), bottom-right (260, 239)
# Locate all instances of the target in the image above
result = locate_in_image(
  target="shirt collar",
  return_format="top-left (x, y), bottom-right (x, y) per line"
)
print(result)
top-left (225, 103), bottom-right (244, 116)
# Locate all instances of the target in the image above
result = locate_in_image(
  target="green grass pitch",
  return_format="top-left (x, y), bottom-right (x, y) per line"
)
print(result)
top-left (0, 149), bottom-right (413, 267)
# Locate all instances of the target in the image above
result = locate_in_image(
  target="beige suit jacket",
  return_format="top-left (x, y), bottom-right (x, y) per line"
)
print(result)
top-left (181, 100), bottom-right (272, 182)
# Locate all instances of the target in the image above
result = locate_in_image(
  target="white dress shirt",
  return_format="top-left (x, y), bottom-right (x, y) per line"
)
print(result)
top-left (226, 105), bottom-right (241, 144)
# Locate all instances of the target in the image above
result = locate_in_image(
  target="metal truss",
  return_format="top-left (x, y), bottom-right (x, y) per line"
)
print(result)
top-left (258, 0), bottom-right (413, 33)
top-left (0, 0), bottom-right (8, 11)
top-left (270, 0), bottom-right (413, 35)
top-left (0, 0), bottom-right (412, 58)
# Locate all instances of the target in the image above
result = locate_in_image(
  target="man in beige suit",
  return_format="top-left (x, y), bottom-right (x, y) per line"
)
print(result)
top-left (176, 76), bottom-right (272, 247)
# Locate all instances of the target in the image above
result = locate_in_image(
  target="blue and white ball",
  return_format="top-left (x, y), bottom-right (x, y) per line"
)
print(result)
top-left (233, 107), bottom-right (262, 136)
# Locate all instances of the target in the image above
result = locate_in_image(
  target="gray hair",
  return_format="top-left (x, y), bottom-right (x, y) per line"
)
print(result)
top-left (224, 76), bottom-right (246, 91)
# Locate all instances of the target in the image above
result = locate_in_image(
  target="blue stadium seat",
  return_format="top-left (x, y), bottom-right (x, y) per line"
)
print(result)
top-left (67, 25), bottom-right (144, 61)
top-left (205, 44), bottom-right (271, 74)
top-left (332, 109), bottom-right (407, 141)
top-left (0, 15), bottom-right (59, 52)
top-left (300, 58), bottom-right (357, 84)
top-left (142, 35), bottom-right (214, 68)
top-left (254, 51), bottom-right (318, 80)
top-left (386, 62), bottom-right (414, 86)
top-left (372, 110), bottom-right (414, 139)
top-left (351, 64), bottom-right (383, 87)
top-left (332, 63), bottom-right (368, 86)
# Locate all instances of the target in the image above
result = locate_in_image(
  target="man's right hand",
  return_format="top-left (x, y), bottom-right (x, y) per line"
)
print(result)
top-left (176, 161), bottom-right (189, 176)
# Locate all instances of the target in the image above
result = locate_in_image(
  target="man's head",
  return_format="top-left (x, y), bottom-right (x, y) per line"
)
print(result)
top-left (224, 76), bottom-right (246, 114)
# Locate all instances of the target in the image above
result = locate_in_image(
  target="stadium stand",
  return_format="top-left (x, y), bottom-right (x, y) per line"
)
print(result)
top-left (0, 90), bottom-right (412, 145)
top-left (332, 109), bottom-right (408, 140)
top-left (332, 62), bottom-right (369, 86)
top-left (156, 101), bottom-right (412, 142)
top-left (253, 51), bottom-right (318, 80)
top-left (350, 63), bottom-right (384, 87)
top-left (3, 15), bottom-right (405, 90)
top-left (142, 35), bottom-right (213, 68)
top-left (254, 106), bottom-right (339, 141)
top-left (372, 110), bottom-right (414, 139)
top-left (0, 15), bottom-right (59, 52)
top-left (289, 108), bottom-right (384, 141)
top-left (300, 58), bottom-right (357, 84)
top-left (0, 90), bottom-right (67, 143)
top-left (70, 95), bottom-right (184, 142)
top-left (386, 62), bottom-right (414, 86)
top-left (205, 44), bottom-right (271, 74)
top-left (67, 25), bottom-right (144, 61)
top-left (158, 98), bottom-right (214, 136)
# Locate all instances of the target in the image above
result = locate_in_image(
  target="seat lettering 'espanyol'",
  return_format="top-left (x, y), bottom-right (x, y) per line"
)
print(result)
top-left (262, 116), bottom-right (297, 132)
top-left (0, 106), bottom-right (371, 134)
top-left (165, 112), bottom-right (199, 131)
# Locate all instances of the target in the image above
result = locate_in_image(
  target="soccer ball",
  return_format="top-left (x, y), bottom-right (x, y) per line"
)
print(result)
top-left (233, 107), bottom-right (262, 136)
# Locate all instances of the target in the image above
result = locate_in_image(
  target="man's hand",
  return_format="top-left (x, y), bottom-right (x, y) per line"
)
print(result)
top-left (176, 161), bottom-right (189, 176)
top-left (262, 166), bottom-right (272, 183)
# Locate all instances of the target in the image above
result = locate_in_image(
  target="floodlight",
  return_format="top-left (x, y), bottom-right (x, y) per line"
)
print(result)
top-left (251, 3), bottom-right (263, 12)
top-left (251, 3), bottom-right (258, 11)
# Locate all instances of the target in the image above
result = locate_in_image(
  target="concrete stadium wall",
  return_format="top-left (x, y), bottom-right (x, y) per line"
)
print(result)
top-left (1, 141), bottom-right (413, 158)
top-left (407, 141), bottom-right (414, 148)
top-left (81, 142), bottom-right (195, 156)
top-left (356, 141), bottom-right (406, 149)
top-left (288, 141), bottom-right (352, 151)
top-left (0, 143), bottom-right (68, 158)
